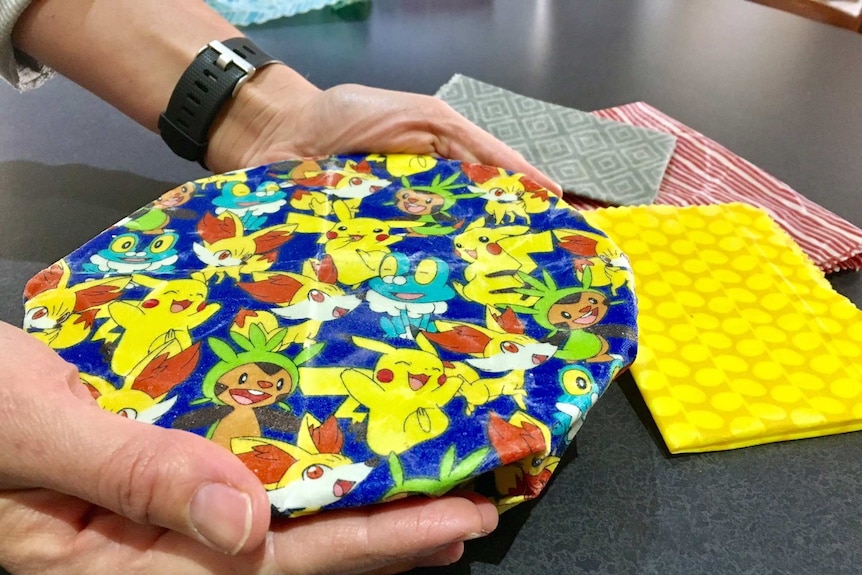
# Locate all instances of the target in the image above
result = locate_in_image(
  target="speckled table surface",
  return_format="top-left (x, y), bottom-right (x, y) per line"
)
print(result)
top-left (1, 1), bottom-right (861, 574)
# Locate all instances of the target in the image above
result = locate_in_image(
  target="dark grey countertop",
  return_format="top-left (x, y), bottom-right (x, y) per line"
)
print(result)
top-left (1, 1), bottom-right (861, 573)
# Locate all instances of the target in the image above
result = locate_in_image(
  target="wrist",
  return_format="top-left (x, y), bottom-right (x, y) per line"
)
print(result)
top-left (204, 63), bottom-right (322, 173)
top-left (14, 0), bottom-right (243, 131)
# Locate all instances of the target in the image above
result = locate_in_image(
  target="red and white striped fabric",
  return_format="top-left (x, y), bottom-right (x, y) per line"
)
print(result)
top-left (564, 102), bottom-right (862, 273)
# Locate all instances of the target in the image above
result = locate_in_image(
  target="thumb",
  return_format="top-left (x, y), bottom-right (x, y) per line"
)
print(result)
top-left (0, 322), bottom-right (270, 555)
top-left (9, 382), bottom-right (271, 555)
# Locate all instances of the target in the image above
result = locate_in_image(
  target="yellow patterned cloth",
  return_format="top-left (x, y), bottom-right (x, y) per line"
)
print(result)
top-left (583, 203), bottom-right (862, 453)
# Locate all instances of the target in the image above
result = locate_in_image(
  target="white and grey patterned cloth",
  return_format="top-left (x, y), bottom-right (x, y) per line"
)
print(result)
top-left (436, 74), bottom-right (676, 206)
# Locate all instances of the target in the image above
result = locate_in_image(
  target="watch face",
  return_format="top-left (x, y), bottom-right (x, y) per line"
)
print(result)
top-left (23, 154), bottom-right (638, 517)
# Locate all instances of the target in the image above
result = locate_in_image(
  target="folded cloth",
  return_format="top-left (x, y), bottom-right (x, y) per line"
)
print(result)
top-left (206, 0), bottom-right (364, 25)
top-left (584, 203), bottom-right (862, 454)
top-left (22, 154), bottom-right (638, 516)
top-left (435, 74), bottom-right (676, 206)
top-left (566, 102), bottom-right (862, 273)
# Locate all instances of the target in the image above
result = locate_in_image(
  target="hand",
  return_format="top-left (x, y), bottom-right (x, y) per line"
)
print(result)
top-left (206, 67), bottom-right (562, 196)
top-left (15, 1), bottom-right (558, 197)
top-left (0, 322), bottom-right (498, 574)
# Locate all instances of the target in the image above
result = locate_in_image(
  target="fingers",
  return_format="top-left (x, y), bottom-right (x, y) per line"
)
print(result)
top-left (52, 407), bottom-right (272, 554)
top-left (431, 99), bottom-right (563, 197)
top-left (257, 83), bottom-right (561, 196)
top-left (269, 495), bottom-right (499, 574)
top-left (0, 324), bottom-right (271, 555)
top-left (0, 487), bottom-right (271, 575)
top-left (0, 490), bottom-right (494, 575)
top-left (366, 542), bottom-right (466, 575)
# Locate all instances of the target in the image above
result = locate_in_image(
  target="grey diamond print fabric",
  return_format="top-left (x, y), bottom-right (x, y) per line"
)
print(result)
top-left (436, 74), bottom-right (676, 205)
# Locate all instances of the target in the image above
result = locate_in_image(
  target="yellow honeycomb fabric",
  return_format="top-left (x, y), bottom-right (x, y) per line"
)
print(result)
top-left (582, 203), bottom-right (862, 454)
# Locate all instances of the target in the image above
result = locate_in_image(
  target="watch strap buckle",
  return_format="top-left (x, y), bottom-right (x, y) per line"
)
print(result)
top-left (158, 37), bottom-right (283, 169)
top-left (206, 39), bottom-right (256, 77)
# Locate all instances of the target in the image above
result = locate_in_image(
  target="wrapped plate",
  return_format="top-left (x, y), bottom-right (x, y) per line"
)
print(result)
top-left (22, 154), bottom-right (638, 516)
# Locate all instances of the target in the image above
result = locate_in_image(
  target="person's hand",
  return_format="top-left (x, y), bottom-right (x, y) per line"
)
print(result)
top-left (206, 67), bottom-right (562, 196)
top-left (14, 0), bottom-right (558, 197)
top-left (0, 321), bottom-right (498, 574)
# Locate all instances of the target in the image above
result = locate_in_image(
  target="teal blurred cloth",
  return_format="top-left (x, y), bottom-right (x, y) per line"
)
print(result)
top-left (206, 0), bottom-right (364, 25)
top-left (437, 74), bottom-right (677, 206)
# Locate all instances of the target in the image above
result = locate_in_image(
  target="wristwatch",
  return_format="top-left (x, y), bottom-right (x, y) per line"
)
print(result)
top-left (158, 37), bottom-right (282, 169)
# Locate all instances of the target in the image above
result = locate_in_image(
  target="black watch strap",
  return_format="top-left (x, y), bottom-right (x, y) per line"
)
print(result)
top-left (158, 38), bottom-right (282, 169)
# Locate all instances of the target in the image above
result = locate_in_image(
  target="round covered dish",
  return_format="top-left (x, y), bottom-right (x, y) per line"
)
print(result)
top-left (22, 154), bottom-right (638, 517)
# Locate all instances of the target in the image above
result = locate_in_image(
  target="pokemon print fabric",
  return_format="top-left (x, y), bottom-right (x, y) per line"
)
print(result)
top-left (21, 154), bottom-right (638, 517)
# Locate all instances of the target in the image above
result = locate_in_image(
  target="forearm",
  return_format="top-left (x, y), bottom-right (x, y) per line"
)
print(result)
top-left (11, 0), bottom-right (320, 170)
top-left (14, 0), bottom-right (232, 130)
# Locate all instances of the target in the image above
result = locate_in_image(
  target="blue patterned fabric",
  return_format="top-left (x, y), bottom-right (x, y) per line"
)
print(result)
top-left (205, 0), bottom-right (364, 25)
top-left (22, 155), bottom-right (638, 517)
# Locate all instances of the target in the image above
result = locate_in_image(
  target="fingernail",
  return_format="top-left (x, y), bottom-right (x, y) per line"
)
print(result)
top-left (189, 483), bottom-right (253, 555)
top-left (464, 531), bottom-right (490, 540)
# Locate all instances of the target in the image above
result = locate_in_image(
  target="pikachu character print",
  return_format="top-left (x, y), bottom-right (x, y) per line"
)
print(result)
top-left (22, 155), bottom-right (638, 517)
